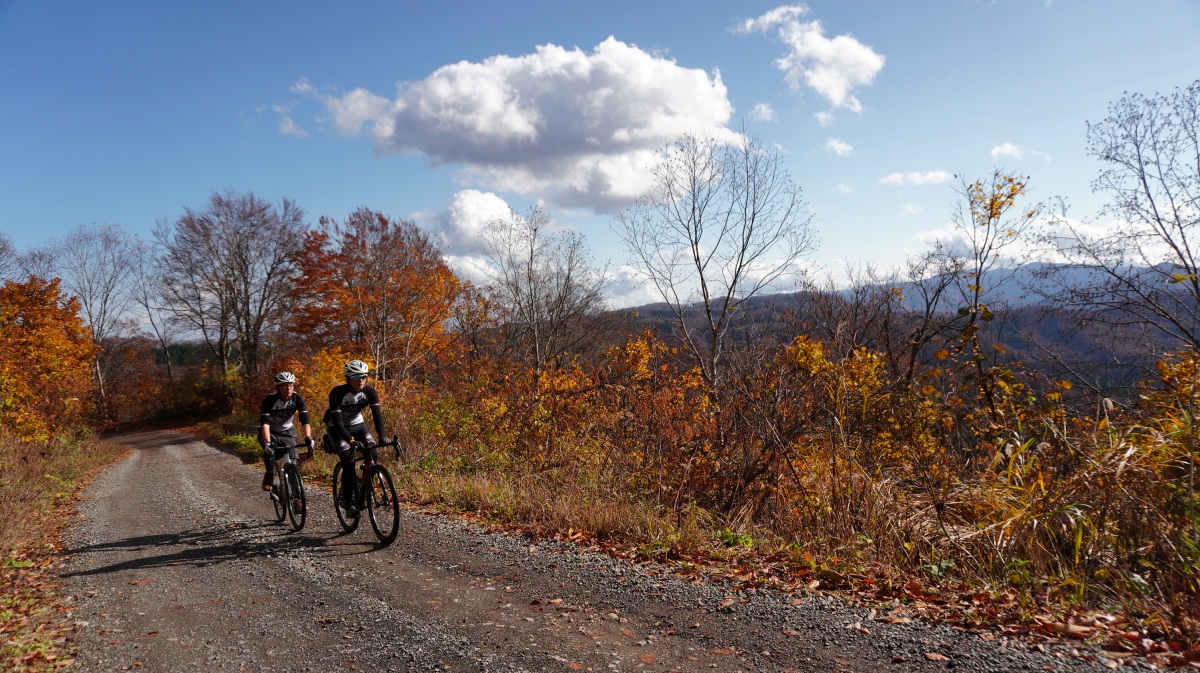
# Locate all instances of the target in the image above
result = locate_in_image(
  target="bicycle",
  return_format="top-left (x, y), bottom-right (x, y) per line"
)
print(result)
top-left (329, 435), bottom-right (401, 546)
top-left (265, 438), bottom-right (311, 532)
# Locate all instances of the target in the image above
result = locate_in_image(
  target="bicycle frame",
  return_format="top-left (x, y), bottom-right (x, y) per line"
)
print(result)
top-left (345, 437), bottom-right (398, 503)
top-left (333, 435), bottom-right (401, 545)
top-left (265, 439), bottom-right (308, 531)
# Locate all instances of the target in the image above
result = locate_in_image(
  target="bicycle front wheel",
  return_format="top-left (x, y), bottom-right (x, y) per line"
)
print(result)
top-left (366, 464), bottom-right (399, 546)
top-left (285, 463), bottom-right (306, 531)
top-left (270, 465), bottom-right (286, 523)
top-left (331, 462), bottom-right (359, 533)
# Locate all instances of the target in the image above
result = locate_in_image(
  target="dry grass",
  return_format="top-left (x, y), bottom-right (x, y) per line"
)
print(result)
top-left (0, 430), bottom-right (125, 553)
top-left (0, 430), bottom-right (127, 672)
top-left (393, 467), bottom-right (717, 558)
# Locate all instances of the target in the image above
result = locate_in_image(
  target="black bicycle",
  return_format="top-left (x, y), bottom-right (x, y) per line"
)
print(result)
top-left (266, 438), bottom-right (311, 531)
top-left (330, 436), bottom-right (401, 546)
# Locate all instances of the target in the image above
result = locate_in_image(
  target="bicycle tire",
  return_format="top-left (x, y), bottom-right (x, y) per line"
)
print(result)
top-left (285, 463), bottom-right (306, 531)
top-left (331, 462), bottom-right (360, 533)
top-left (366, 464), bottom-right (400, 546)
top-left (270, 462), bottom-right (286, 523)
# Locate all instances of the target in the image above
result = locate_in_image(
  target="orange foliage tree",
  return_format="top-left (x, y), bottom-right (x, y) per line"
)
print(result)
top-left (287, 208), bottom-right (462, 391)
top-left (0, 277), bottom-right (98, 441)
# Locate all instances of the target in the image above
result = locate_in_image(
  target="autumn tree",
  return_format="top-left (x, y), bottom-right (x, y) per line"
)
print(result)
top-left (616, 131), bottom-right (815, 395)
top-left (480, 206), bottom-right (608, 374)
top-left (936, 171), bottom-right (1041, 418)
top-left (0, 276), bottom-right (97, 441)
top-left (289, 208), bottom-right (461, 387)
top-left (156, 190), bottom-right (306, 388)
top-left (27, 223), bottom-right (139, 421)
top-left (1037, 80), bottom-right (1200, 352)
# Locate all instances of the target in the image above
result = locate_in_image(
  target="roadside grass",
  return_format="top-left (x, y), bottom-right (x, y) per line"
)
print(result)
top-left (195, 416), bottom-right (1199, 665)
top-left (0, 430), bottom-right (127, 672)
top-left (384, 450), bottom-right (1199, 667)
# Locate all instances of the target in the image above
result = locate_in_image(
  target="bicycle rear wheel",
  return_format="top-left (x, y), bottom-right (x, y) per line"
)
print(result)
top-left (285, 463), bottom-right (306, 531)
top-left (270, 463), bottom-right (286, 523)
top-left (331, 462), bottom-right (360, 533)
top-left (366, 464), bottom-right (399, 546)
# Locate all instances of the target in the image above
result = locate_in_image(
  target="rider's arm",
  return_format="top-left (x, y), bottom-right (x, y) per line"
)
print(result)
top-left (259, 395), bottom-right (274, 445)
top-left (328, 388), bottom-right (352, 443)
top-left (295, 394), bottom-right (312, 440)
top-left (366, 386), bottom-right (385, 440)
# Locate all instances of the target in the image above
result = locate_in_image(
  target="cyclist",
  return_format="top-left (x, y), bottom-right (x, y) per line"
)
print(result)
top-left (259, 371), bottom-right (314, 491)
top-left (326, 360), bottom-right (386, 516)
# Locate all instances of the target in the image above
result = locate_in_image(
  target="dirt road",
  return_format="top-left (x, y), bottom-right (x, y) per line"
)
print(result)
top-left (59, 431), bottom-right (1103, 672)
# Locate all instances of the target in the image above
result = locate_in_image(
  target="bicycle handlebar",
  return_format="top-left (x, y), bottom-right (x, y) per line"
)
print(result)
top-left (348, 435), bottom-right (402, 460)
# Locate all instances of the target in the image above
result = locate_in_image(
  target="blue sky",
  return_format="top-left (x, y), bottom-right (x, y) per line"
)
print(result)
top-left (2, 1), bottom-right (1198, 305)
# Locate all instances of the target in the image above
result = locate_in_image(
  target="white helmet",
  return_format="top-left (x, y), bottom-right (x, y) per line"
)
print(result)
top-left (274, 371), bottom-right (297, 385)
top-left (343, 360), bottom-right (369, 377)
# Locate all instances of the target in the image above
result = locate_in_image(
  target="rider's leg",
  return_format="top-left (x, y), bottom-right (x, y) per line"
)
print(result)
top-left (336, 438), bottom-right (358, 506)
top-left (336, 427), bottom-right (371, 511)
top-left (259, 437), bottom-right (274, 490)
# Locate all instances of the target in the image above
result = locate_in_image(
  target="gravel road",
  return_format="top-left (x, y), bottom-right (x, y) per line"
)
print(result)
top-left (59, 431), bottom-right (1113, 672)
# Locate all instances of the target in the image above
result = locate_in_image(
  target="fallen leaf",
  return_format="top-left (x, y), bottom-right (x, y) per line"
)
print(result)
top-left (925, 652), bottom-right (950, 662)
top-left (1044, 622), bottom-right (1095, 639)
top-left (639, 654), bottom-right (656, 664)
top-left (783, 629), bottom-right (802, 637)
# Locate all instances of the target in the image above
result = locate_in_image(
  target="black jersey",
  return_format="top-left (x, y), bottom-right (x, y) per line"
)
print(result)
top-left (326, 383), bottom-right (385, 441)
top-left (259, 391), bottom-right (310, 435)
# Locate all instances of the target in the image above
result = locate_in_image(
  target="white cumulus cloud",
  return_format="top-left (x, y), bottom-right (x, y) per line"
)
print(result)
top-left (991, 142), bottom-right (1052, 162)
top-left (880, 170), bottom-right (953, 186)
top-left (824, 137), bottom-right (852, 156)
top-left (991, 142), bottom-right (1022, 159)
top-left (902, 204), bottom-right (923, 215)
top-left (412, 189), bottom-right (515, 286)
top-left (751, 102), bottom-right (776, 122)
top-left (297, 37), bottom-right (738, 211)
top-left (735, 4), bottom-right (885, 115)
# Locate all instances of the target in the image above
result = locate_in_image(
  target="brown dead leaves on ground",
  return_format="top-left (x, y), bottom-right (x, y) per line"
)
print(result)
top-left (1, 543), bottom-right (78, 671)
top-left (1, 436), bottom-right (126, 672)
top-left (525, 525), bottom-right (1200, 669)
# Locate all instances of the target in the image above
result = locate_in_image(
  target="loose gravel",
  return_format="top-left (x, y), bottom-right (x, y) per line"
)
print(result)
top-left (59, 431), bottom-right (1114, 672)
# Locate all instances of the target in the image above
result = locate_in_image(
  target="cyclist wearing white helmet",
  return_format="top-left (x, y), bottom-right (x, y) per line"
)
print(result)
top-left (325, 360), bottom-right (386, 515)
top-left (259, 371), bottom-right (314, 491)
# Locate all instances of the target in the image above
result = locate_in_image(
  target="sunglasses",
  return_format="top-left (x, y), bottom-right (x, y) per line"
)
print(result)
top-left (348, 374), bottom-right (368, 381)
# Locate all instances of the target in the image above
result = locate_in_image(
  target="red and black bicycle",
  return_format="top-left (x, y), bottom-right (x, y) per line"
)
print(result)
top-left (330, 436), bottom-right (401, 546)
